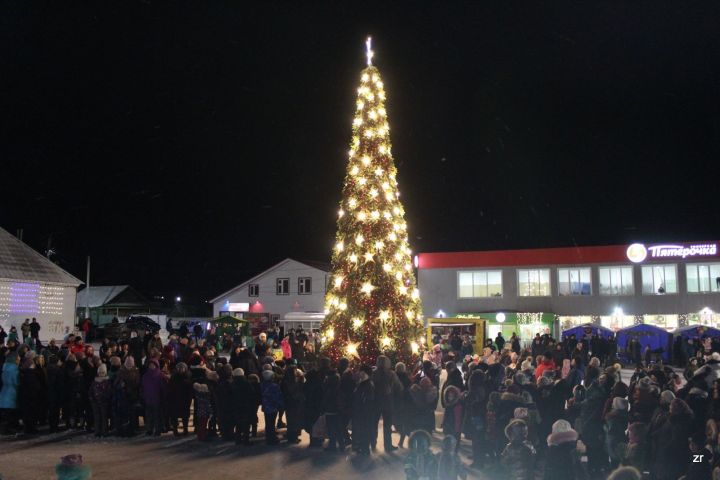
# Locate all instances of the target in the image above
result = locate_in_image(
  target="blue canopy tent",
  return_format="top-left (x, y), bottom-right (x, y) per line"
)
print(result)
top-left (562, 323), bottom-right (614, 340)
top-left (617, 324), bottom-right (672, 363)
top-left (673, 325), bottom-right (720, 340)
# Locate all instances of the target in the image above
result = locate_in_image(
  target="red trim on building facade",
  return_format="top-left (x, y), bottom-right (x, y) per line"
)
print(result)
top-left (418, 242), bottom-right (719, 269)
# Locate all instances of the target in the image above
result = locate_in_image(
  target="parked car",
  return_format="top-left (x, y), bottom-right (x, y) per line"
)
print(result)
top-left (98, 315), bottom-right (161, 340)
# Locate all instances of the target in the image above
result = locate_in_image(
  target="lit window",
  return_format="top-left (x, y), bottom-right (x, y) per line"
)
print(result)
top-left (298, 277), bottom-right (312, 295)
top-left (248, 284), bottom-right (259, 297)
top-left (276, 278), bottom-right (289, 295)
top-left (457, 271), bottom-right (502, 298)
top-left (641, 265), bottom-right (677, 295)
top-left (558, 268), bottom-right (591, 296)
top-left (517, 269), bottom-right (551, 297)
top-left (598, 267), bottom-right (634, 296)
top-left (686, 263), bottom-right (720, 293)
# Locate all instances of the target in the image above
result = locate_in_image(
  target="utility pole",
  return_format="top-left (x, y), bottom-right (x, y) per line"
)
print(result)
top-left (85, 256), bottom-right (91, 320)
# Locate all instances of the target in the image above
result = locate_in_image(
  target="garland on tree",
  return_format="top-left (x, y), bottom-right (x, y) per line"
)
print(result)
top-left (320, 38), bottom-right (424, 365)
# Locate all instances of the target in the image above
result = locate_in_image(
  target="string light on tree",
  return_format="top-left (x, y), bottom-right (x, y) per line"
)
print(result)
top-left (320, 37), bottom-right (424, 365)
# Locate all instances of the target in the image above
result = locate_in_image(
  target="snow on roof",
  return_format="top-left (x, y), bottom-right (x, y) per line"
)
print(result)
top-left (75, 285), bottom-right (132, 308)
top-left (0, 226), bottom-right (82, 287)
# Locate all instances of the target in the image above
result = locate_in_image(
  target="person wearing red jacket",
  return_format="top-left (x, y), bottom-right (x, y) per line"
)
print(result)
top-left (535, 353), bottom-right (557, 380)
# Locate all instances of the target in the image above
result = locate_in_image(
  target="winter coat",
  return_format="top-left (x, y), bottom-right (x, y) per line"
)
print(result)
top-left (0, 362), bottom-right (19, 409)
top-left (236, 349), bottom-right (261, 377)
top-left (604, 409), bottom-right (628, 460)
top-left (576, 383), bottom-right (607, 441)
top-left (141, 368), bottom-right (166, 406)
top-left (167, 372), bottom-right (193, 418)
top-left (117, 366), bottom-right (140, 403)
top-left (47, 364), bottom-right (65, 406)
top-left (230, 376), bottom-right (254, 424)
top-left (544, 430), bottom-right (588, 480)
top-left (501, 440), bottom-right (536, 480)
top-left (89, 377), bottom-right (113, 407)
top-left (535, 359), bottom-right (557, 380)
top-left (261, 381), bottom-right (283, 414)
top-left (194, 385), bottom-right (213, 418)
top-left (373, 363), bottom-right (403, 411)
top-left (654, 411), bottom-right (694, 480)
top-left (18, 366), bottom-right (43, 415)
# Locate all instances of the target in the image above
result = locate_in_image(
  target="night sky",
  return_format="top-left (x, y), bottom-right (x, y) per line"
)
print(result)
top-left (2, 1), bottom-right (720, 304)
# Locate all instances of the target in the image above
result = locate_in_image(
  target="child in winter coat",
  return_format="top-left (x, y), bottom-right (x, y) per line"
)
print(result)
top-left (193, 382), bottom-right (212, 441)
top-left (437, 435), bottom-right (467, 480)
top-left (404, 429), bottom-right (438, 480)
top-left (261, 369), bottom-right (284, 445)
top-left (501, 419), bottom-right (536, 480)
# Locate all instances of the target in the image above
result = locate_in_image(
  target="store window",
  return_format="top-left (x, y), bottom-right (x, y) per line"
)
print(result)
top-left (558, 268), bottom-right (591, 296)
top-left (248, 284), bottom-right (259, 297)
top-left (686, 263), bottom-right (720, 293)
top-left (598, 267), bottom-right (634, 296)
top-left (276, 278), bottom-right (289, 295)
top-left (517, 269), bottom-right (551, 297)
top-left (457, 271), bottom-right (502, 298)
top-left (599, 315), bottom-right (634, 331)
top-left (298, 277), bottom-right (312, 295)
top-left (644, 314), bottom-right (679, 331)
top-left (641, 265), bottom-right (677, 295)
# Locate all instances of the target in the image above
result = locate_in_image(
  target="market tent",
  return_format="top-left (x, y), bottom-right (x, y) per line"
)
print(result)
top-left (673, 325), bottom-right (720, 340)
top-left (562, 323), bottom-right (614, 340)
top-left (616, 324), bottom-right (673, 362)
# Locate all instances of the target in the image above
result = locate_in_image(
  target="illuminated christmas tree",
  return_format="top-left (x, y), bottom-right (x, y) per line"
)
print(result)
top-left (321, 38), bottom-right (424, 365)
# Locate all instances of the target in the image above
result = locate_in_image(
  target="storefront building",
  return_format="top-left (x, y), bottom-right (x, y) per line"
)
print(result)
top-left (417, 241), bottom-right (720, 337)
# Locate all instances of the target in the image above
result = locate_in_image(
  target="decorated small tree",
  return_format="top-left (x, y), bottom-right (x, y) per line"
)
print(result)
top-left (321, 38), bottom-right (424, 365)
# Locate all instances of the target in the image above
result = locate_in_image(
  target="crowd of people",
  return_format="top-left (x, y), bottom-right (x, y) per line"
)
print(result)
top-left (2, 325), bottom-right (720, 480)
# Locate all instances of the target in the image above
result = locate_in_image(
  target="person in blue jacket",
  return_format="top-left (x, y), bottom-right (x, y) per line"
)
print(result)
top-left (0, 351), bottom-right (20, 433)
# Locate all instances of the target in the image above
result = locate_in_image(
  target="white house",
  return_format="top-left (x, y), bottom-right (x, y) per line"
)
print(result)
top-left (0, 226), bottom-right (82, 341)
top-left (210, 258), bottom-right (329, 332)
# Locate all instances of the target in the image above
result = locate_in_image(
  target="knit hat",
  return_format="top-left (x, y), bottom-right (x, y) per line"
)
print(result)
top-left (505, 418), bottom-right (528, 442)
top-left (395, 362), bottom-right (406, 373)
top-left (552, 419), bottom-right (572, 434)
top-left (612, 397), bottom-right (629, 411)
top-left (441, 434), bottom-right (457, 452)
top-left (193, 382), bottom-right (208, 393)
top-left (537, 376), bottom-right (553, 388)
top-left (60, 454), bottom-right (83, 466)
top-left (660, 390), bottom-right (675, 405)
top-left (97, 364), bottom-right (108, 377)
top-left (262, 370), bottom-right (274, 381)
top-left (232, 368), bottom-right (245, 377)
top-left (606, 466), bottom-right (642, 480)
top-left (514, 407), bottom-right (529, 420)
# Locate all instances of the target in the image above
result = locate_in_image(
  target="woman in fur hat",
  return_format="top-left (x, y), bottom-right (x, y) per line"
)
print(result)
top-left (544, 419), bottom-right (588, 480)
top-left (500, 419), bottom-right (536, 480)
top-left (463, 370), bottom-right (490, 468)
top-left (193, 382), bottom-right (212, 441)
top-left (89, 364), bottom-right (113, 436)
top-left (141, 358), bottom-right (166, 436)
top-left (410, 376), bottom-right (438, 434)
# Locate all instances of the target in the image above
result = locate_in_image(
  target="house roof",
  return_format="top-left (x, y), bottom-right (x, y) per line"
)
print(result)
top-left (210, 258), bottom-right (329, 303)
top-left (75, 285), bottom-right (146, 308)
top-left (0, 226), bottom-right (82, 287)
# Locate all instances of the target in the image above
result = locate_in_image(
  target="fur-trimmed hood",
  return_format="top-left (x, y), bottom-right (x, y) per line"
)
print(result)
top-left (547, 429), bottom-right (579, 446)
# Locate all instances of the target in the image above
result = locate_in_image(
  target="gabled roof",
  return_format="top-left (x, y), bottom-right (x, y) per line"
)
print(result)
top-left (76, 285), bottom-right (148, 308)
top-left (0, 226), bottom-right (82, 287)
top-left (210, 258), bottom-right (329, 303)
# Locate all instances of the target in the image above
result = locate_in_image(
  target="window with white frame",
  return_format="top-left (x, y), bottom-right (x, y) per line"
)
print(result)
top-left (686, 263), bottom-right (720, 293)
top-left (298, 277), bottom-right (312, 295)
top-left (276, 278), bottom-right (289, 295)
top-left (248, 284), bottom-right (259, 297)
top-left (598, 266), bottom-right (634, 296)
top-left (558, 268), bottom-right (591, 296)
top-left (517, 269), bottom-right (551, 296)
top-left (641, 264), bottom-right (677, 295)
top-left (457, 271), bottom-right (502, 298)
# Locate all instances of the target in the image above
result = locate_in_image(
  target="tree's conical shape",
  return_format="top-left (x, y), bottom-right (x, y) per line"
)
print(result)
top-left (321, 56), bottom-right (424, 365)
